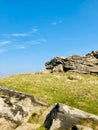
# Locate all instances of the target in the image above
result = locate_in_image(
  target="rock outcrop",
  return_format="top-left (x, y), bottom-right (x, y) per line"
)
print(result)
top-left (0, 86), bottom-right (45, 130)
top-left (45, 50), bottom-right (98, 74)
top-left (0, 86), bottom-right (98, 130)
top-left (39, 103), bottom-right (98, 130)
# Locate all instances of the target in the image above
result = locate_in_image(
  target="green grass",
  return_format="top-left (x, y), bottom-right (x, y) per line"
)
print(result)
top-left (0, 72), bottom-right (98, 115)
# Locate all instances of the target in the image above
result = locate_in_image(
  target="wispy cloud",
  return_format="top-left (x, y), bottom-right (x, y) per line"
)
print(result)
top-left (1, 26), bottom-right (39, 39)
top-left (30, 38), bottom-right (47, 45)
top-left (15, 45), bottom-right (26, 49)
top-left (0, 40), bottom-right (11, 46)
top-left (1, 33), bottom-right (28, 38)
top-left (0, 27), bottom-right (47, 52)
top-left (52, 20), bottom-right (63, 26)
top-left (11, 33), bottom-right (28, 37)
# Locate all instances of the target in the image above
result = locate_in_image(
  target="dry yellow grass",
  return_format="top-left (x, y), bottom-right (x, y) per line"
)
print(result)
top-left (0, 72), bottom-right (98, 115)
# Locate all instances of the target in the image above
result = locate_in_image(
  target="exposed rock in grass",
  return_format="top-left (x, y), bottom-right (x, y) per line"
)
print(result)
top-left (0, 86), bottom-right (98, 130)
top-left (39, 103), bottom-right (98, 130)
top-left (0, 86), bottom-right (46, 129)
top-left (67, 75), bottom-right (82, 80)
top-left (45, 50), bottom-right (98, 74)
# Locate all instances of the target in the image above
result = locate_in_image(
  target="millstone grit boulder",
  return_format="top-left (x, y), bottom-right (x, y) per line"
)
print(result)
top-left (0, 86), bottom-right (45, 130)
top-left (39, 103), bottom-right (98, 130)
top-left (45, 50), bottom-right (98, 74)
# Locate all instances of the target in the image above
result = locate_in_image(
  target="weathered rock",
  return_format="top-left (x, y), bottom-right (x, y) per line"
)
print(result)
top-left (86, 50), bottom-right (98, 59)
top-left (67, 75), bottom-right (82, 80)
top-left (45, 56), bottom-right (65, 71)
top-left (52, 64), bottom-right (64, 72)
top-left (0, 118), bottom-right (16, 130)
top-left (74, 125), bottom-right (93, 130)
top-left (0, 86), bottom-right (46, 129)
top-left (39, 103), bottom-right (98, 130)
top-left (15, 123), bottom-right (40, 130)
top-left (45, 51), bottom-right (98, 74)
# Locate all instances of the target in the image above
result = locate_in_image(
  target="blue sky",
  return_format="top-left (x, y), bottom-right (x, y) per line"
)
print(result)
top-left (0, 0), bottom-right (98, 77)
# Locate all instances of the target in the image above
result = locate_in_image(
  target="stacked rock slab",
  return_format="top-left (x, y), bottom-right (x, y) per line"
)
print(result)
top-left (45, 51), bottom-right (98, 74)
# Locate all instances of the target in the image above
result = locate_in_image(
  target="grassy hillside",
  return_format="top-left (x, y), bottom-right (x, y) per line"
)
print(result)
top-left (0, 72), bottom-right (98, 115)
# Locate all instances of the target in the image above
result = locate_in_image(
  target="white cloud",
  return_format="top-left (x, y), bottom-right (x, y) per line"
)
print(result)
top-left (0, 27), bottom-right (47, 51)
top-left (14, 45), bottom-right (27, 50)
top-left (11, 33), bottom-right (28, 37)
top-left (0, 41), bottom-right (11, 46)
top-left (52, 20), bottom-right (63, 26)
top-left (1, 27), bottom-right (39, 39)
top-left (29, 38), bottom-right (46, 46)
top-left (18, 46), bottom-right (26, 49)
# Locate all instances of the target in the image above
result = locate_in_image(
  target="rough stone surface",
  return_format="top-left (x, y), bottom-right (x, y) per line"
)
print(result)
top-left (0, 86), bottom-right (45, 129)
top-left (45, 51), bottom-right (98, 74)
top-left (75, 125), bottom-right (93, 130)
top-left (15, 123), bottom-right (40, 130)
top-left (52, 64), bottom-right (64, 72)
top-left (0, 86), bottom-right (98, 130)
top-left (0, 118), bottom-right (16, 130)
top-left (39, 103), bottom-right (98, 130)
top-left (86, 50), bottom-right (98, 58)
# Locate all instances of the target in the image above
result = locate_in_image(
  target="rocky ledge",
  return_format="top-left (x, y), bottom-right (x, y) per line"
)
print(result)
top-left (0, 86), bottom-right (98, 130)
top-left (45, 50), bottom-right (98, 74)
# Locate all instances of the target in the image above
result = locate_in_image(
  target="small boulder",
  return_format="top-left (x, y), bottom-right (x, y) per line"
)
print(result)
top-left (39, 103), bottom-right (98, 130)
top-left (52, 64), bottom-right (63, 72)
top-left (0, 86), bottom-right (46, 129)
